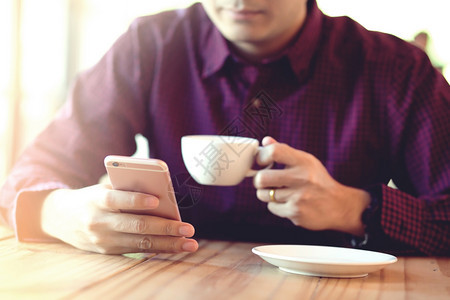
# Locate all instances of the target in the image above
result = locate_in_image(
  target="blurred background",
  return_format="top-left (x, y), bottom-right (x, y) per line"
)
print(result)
top-left (1, 0), bottom-right (449, 183)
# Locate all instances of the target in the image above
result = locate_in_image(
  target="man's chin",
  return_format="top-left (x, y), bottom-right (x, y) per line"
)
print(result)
top-left (222, 30), bottom-right (268, 45)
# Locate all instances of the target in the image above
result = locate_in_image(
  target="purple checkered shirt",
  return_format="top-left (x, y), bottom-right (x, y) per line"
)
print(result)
top-left (1, 1), bottom-right (449, 255)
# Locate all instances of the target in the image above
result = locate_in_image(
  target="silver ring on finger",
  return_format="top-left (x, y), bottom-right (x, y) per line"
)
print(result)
top-left (138, 237), bottom-right (152, 250)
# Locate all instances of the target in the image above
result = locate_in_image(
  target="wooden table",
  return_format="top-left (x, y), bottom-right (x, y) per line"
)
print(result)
top-left (0, 225), bottom-right (449, 300)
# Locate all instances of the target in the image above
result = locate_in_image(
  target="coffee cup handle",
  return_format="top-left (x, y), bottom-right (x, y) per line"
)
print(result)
top-left (246, 146), bottom-right (273, 177)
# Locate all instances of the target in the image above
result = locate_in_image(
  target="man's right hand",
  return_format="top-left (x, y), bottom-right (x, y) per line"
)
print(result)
top-left (40, 184), bottom-right (198, 254)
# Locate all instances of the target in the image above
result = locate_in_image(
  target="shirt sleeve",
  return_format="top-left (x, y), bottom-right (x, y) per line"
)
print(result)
top-left (0, 17), bottom-right (156, 241)
top-left (14, 184), bottom-right (69, 242)
top-left (378, 51), bottom-right (450, 256)
top-left (381, 184), bottom-right (450, 256)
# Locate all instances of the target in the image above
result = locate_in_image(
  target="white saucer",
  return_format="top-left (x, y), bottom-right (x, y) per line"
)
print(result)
top-left (252, 245), bottom-right (397, 278)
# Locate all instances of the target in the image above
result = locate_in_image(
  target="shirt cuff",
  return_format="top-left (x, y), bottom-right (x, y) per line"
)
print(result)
top-left (14, 182), bottom-right (69, 242)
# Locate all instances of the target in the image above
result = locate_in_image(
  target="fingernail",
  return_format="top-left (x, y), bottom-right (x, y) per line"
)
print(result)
top-left (179, 225), bottom-right (193, 236)
top-left (182, 241), bottom-right (197, 252)
top-left (144, 197), bottom-right (158, 207)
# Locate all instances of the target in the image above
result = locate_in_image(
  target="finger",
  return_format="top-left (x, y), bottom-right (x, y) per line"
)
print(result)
top-left (96, 233), bottom-right (198, 254)
top-left (257, 142), bottom-right (311, 167)
top-left (261, 136), bottom-right (278, 146)
top-left (108, 213), bottom-right (195, 237)
top-left (256, 188), bottom-right (288, 203)
top-left (254, 168), bottom-right (302, 189)
top-left (267, 202), bottom-right (293, 220)
top-left (130, 236), bottom-right (198, 253)
top-left (97, 188), bottom-right (160, 211)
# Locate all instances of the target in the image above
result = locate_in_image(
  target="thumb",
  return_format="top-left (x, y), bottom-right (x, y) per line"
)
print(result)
top-left (261, 136), bottom-right (278, 146)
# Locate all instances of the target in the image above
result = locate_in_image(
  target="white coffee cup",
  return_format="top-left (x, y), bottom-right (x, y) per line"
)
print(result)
top-left (181, 135), bottom-right (269, 186)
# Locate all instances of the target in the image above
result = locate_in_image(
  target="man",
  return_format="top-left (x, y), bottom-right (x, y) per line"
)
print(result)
top-left (411, 31), bottom-right (444, 73)
top-left (1, 0), bottom-right (449, 255)
top-left (412, 31), bottom-right (429, 51)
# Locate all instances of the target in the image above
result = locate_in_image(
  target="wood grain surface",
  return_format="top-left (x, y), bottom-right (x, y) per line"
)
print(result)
top-left (0, 226), bottom-right (449, 300)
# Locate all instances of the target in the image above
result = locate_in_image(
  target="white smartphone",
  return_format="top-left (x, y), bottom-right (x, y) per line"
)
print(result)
top-left (104, 155), bottom-right (181, 221)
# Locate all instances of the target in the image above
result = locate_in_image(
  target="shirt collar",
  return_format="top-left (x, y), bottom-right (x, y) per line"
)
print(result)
top-left (199, 8), bottom-right (230, 79)
top-left (199, 0), bottom-right (324, 80)
top-left (285, 0), bottom-right (324, 81)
